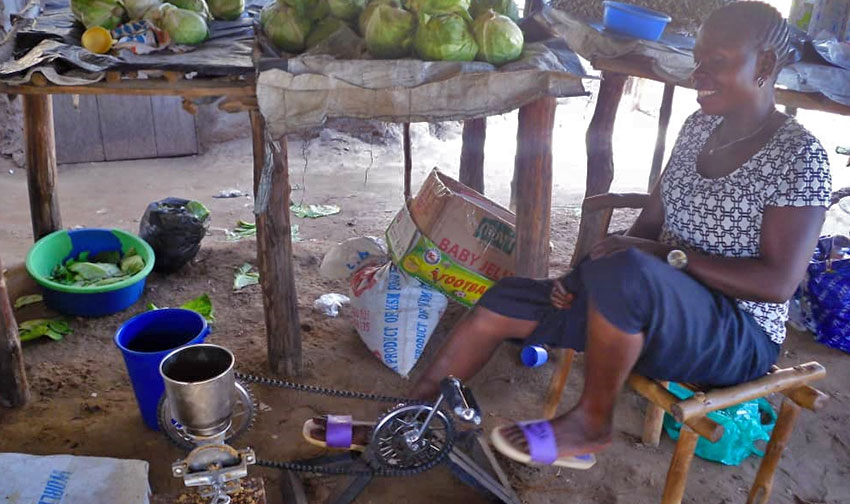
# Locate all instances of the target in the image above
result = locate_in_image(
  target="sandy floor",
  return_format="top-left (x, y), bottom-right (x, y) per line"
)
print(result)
top-left (1, 92), bottom-right (849, 503)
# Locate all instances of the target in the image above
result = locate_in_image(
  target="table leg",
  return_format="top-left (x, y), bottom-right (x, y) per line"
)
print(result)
top-left (585, 72), bottom-right (627, 197)
top-left (22, 94), bottom-right (62, 240)
top-left (513, 97), bottom-right (556, 278)
top-left (0, 255), bottom-right (30, 408)
top-left (254, 131), bottom-right (302, 377)
top-left (459, 118), bottom-right (486, 194)
top-left (647, 83), bottom-right (675, 191)
top-left (403, 123), bottom-right (412, 200)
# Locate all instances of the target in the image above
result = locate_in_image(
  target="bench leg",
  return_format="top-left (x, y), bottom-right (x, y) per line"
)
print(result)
top-left (747, 399), bottom-right (801, 504)
top-left (542, 348), bottom-right (574, 419)
top-left (661, 425), bottom-right (698, 504)
top-left (642, 381), bottom-right (668, 447)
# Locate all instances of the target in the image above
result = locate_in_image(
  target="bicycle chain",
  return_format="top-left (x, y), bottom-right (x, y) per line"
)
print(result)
top-left (233, 371), bottom-right (451, 477)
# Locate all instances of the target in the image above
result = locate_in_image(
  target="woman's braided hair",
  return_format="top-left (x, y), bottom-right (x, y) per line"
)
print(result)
top-left (705, 1), bottom-right (793, 76)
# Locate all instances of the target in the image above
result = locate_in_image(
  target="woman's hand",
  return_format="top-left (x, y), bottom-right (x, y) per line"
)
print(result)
top-left (550, 279), bottom-right (575, 310)
top-left (590, 235), bottom-right (672, 260)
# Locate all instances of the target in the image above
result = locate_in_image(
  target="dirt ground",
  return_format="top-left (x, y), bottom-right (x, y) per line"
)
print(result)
top-left (1, 91), bottom-right (850, 504)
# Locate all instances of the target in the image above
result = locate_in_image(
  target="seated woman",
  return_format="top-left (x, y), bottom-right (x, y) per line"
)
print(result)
top-left (406, 0), bottom-right (831, 468)
top-left (302, 1), bottom-right (831, 463)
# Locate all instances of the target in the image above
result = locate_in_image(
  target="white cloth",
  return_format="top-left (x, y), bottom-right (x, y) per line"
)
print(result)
top-left (659, 111), bottom-right (832, 344)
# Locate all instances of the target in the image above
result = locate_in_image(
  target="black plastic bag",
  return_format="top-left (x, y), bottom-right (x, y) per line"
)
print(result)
top-left (139, 198), bottom-right (210, 273)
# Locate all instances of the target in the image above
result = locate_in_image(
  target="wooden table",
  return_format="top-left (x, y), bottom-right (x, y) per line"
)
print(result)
top-left (0, 64), bottom-right (565, 402)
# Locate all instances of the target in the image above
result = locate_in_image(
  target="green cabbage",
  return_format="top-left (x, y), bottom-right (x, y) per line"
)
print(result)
top-left (208, 0), bottom-right (243, 20)
top-left (281, 0), bottom-right (327, 20)
top-left (471, 9), bottom-right (522, 65)
top-left (358, 0), bottom-right (400, 35)
top-left (469, 0), bottom-right (516, 21)
top-left (160, 4), bottom-right (210, 44)
top-left (170, 0), bottom-right (211, 20)
top-left (124, 0), bottom-right (161, 20)
top-left (362, 3), bottom-right (415, 58)
top-left (261, 1), bottom-right (313, 53)
top-left (328, 0), bottom-right (367, 21)
top-left (414, 12), bottom-right (477, 61)
top-left (305, 17), bottom-right (346, 48)
top-left (407, 0), bottom-right (470, 20)
top-left (71, 0), bottom-right (126, 29)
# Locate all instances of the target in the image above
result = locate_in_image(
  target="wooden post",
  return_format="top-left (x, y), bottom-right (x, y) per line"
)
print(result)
top-left (661, 425), bottom-right (698, 504)
top-left (23, 94), bottom-right (62, 240)
top-left (647, 83), bottom-right (675, 191)
top-left (459, 118), bottom-right (486, 194)
top-left (747, 399), bottom-right (801, 504)
top-left (403, 123), bottom-right (412, 200)
top-left (250, 110), bottom-right (267, 197)
top-left (514, 97), bottom-right (556, 278)
top-left (642, 381), bottom-right (669, 446)
top-left (585, 72), bottom-right (627, 197)
top-left (0, 255), bottom-right (30, 408)
top-left (255, 135), bottom-right (302, 377)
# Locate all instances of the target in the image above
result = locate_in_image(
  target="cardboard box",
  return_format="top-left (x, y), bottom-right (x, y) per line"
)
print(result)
top-left (387, 204), bottom-right (495, 307)
top-left (408, 169), bottom-right (517, 282)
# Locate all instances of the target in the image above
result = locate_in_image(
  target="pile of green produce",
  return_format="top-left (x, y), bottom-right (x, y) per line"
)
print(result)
top-left (260, 0), bottom-right (523, 64)
top-left (50, 249), bottom-right (146, 287)
top-left (71, 0), bottom-right (245, 45)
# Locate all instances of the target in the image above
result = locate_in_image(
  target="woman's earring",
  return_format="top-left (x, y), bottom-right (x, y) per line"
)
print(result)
top-left (757, 76), bottom-right (766, 88)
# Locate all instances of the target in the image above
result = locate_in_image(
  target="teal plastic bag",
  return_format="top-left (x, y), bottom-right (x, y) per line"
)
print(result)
top-left (662, 383), bottom-right (777, 466)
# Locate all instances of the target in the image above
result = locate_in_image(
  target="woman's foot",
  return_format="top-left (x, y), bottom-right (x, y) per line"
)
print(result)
top-left (498, 407), bottom-right (612, 460)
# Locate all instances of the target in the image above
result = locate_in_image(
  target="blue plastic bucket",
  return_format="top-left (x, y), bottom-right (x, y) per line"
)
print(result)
top-left (602, 1), bottom-right (671, 41)
top-left (114, 309), bottom-right (210, 430)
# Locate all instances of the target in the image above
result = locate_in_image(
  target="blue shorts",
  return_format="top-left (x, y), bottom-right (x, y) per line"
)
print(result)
top-left (478, 248), bottom-right (780, 387)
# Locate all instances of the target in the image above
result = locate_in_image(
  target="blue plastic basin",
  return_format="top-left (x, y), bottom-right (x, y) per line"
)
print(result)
top-left (114, 308), bottom-right (210, 430)
top-left (26, 228), bottom-right (155, 317)
top-left (602, 1), bottom-right (672, 41)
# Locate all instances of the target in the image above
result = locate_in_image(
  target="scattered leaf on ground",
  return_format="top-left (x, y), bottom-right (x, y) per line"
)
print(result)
top-left (180, 294), bottom-right (215, 322)
top-left (14, 294), bottom-right (43, 309)
top-left (234, 263), bottom-right (260, 291)
top-left (226, 220), bottom-right (300, 242)
top-left (290, 203), bottom-right (341, 218)
top-left (146, 294), bottom-right (215, 322)
top-left (18, 318), bottom-right (72, 342)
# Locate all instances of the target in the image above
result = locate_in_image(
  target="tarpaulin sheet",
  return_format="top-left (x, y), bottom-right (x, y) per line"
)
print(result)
top-left (0, 0), bottom-right (261, 81)
top-left (256, 28), bottom-right (589, 136)
top-left (530, 7), bottom-right (850, 108)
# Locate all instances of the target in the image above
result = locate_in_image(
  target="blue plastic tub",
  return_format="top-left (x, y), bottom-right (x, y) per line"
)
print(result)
top-left (114, 308), bottom-right (210, 430)
top-left (26, 228), bottom-right (155, 317)
top-left (602, 1), bottom-right (671, 41)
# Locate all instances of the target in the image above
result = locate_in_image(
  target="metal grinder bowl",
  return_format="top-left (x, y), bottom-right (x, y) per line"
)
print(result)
top-left (160, 344), bottom-right (235, 438)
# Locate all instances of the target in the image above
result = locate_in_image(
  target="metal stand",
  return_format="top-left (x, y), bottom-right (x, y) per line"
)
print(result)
top-left (297, 430), bottom-right (519, 504)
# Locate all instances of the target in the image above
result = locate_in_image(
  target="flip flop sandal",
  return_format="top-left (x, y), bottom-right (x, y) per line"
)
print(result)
top-left (302, 415), bottom-right (375, 452)
top-left (491, 420), bottom-right (597, 469)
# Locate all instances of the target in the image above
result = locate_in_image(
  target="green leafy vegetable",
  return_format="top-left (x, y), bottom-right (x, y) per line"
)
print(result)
top-left (471, 9), bottom-right (522, 65)
top-left (290, 203), bottom-right (341, 218)
top-left (233, 263), bottom-right (260, 290)
top-left (159, 3), bottom-right (210, 45)
top-left (227, 220), bottom-right (300, 242)
top-left (469, 0), bottom-right (516, 21)
top-left (414, 12), bottom-right (478, 61)
top-left (207, 0), bottom-right (244, 19)
top-left (146, 293), bottom-right (215, 322)
top-left (19, 318), bottom-right (72, 342)
top-left (185, 200), bottom-right (211, 221)
top-left (14, 294), bottom-right (43, 309)
top-left (71, 0), bottom-right (127, 29)
top-left (49, 249), bottom-right (146, 287)
top-left (171, 0), bottom-right (211, 20)
top-left (361, 2), bottom-right (416, 58)
top-left (261, 1), bottom-right (313, 53)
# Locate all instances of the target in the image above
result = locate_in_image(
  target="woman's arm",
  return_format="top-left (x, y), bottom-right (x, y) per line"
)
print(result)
top-left (592, 205), bottom-right (824, 303)
top-left (626, 180), bottom-right (665, 240)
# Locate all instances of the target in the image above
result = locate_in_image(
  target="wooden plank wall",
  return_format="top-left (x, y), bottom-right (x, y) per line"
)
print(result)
top-left (53, 95), bottom-right (197, 164)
